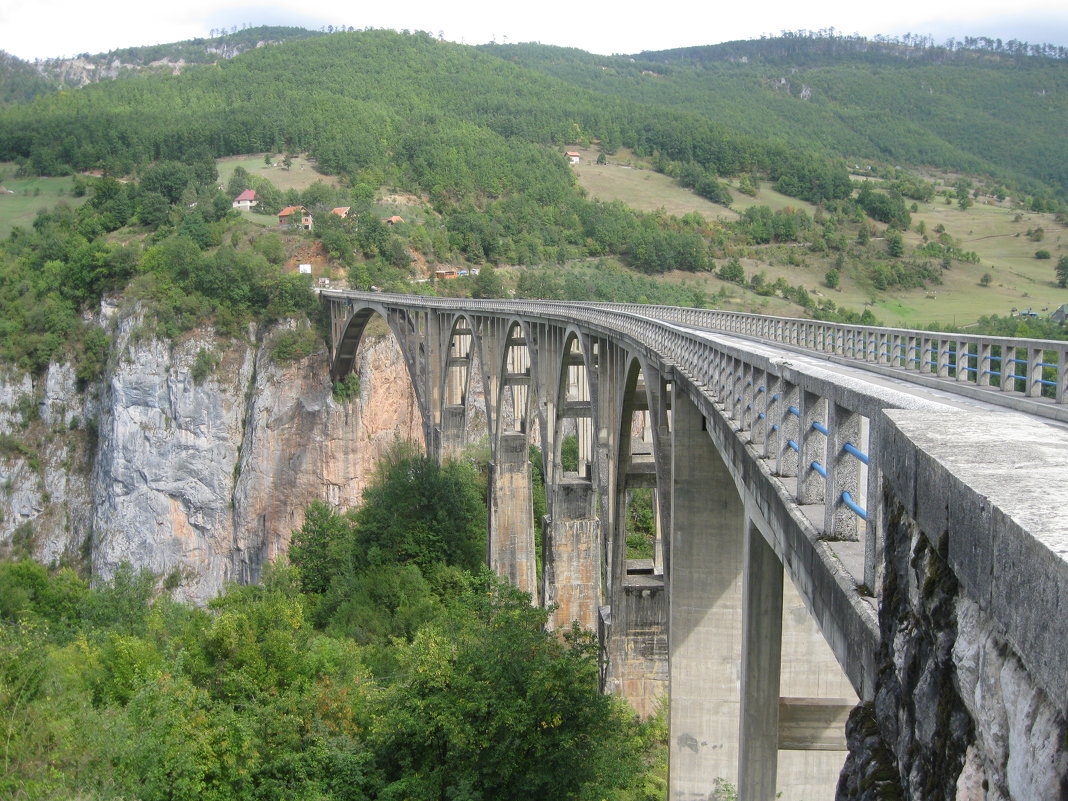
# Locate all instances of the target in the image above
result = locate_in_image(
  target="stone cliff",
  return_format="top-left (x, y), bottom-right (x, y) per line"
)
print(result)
top-left (0, 302), bottom-right (420, 602)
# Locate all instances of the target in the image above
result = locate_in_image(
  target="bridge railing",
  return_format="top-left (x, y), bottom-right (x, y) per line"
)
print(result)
top-left (324, 290), bottom-right (963, 593)
top-left (581, 302), bottom-right (1068, 408)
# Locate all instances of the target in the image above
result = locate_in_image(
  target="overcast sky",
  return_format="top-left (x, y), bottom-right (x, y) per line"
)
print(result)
top-left (2, 0), bottom-right (1067, 61)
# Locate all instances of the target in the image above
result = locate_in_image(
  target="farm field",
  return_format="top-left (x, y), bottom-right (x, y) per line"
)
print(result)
top-left (0, 169), bottom-right (86, 237)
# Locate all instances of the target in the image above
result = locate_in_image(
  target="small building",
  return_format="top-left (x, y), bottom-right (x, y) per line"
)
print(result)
top-left (565, 151), bottom-right (581, 164)
top-left (278, 205), bottom-right (313, 231)
top-left (1051, 304), bottom-right (1068, 324)
top-left (383, 215), bottom-right (405, 225)
top-left (232, 189), bottom-right (257, 211)
top-left (331, 206), bottom-right (351, 218)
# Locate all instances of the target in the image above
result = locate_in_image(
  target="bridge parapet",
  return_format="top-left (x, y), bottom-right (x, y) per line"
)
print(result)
top-left (588, 301), bottom-right (1068, 419)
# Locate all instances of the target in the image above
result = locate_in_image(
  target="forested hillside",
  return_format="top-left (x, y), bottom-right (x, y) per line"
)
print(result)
top-left (0, 26), bottom-right (1066, 374)
top-left (484, 34), bottom-right (1068, 199)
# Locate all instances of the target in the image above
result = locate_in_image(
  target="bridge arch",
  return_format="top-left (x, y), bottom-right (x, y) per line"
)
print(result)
top-left (487, 318), bottom-right (538, 597)
top-left (543, 329), bottom-right (601, 631)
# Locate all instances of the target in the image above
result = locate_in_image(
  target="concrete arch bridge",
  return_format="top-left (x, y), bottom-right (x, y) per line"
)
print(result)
top-left (323, 290), bottom-right (1068, 801)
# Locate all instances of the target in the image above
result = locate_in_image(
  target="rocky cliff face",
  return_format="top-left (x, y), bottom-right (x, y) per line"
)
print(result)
top-left (0, 302), bottom-right (420, 603)
top-left (836, 490), bottom-right (1068, 801)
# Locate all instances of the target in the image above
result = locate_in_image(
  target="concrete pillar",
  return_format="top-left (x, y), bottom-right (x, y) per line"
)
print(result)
top-left (605, 582), bottom-right (669, 719)
top-left (440, 405), bottom-right (465, 461)
top-left (543, 479), bottom-right (599, 631)
top-left (669, 390), bottom-right (745, 800)
top-left (489, 432), bottom-right (537, 598)
top-left (738, 522), bottom-right (784, 801)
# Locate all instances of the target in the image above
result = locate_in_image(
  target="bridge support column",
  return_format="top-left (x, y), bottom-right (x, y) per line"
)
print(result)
top-left (543, 480), bottom-right (599, 631)
top-left (489, 433), bottom-right (537, 598)
top-left (669, 390), bottom-right (744, 800)
top-left (440, 405), bottom-right (465, 461)
top-left (738, 521), bottom-right (783, 801)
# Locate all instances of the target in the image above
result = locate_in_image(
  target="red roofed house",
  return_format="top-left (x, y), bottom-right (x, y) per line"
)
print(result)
top-left (331, 207), bottom-right (351, 218)
top-left (278, 205), bottom-right (313, 231)
top-left (565, 151), bottom-right (581, 164)
top-left (383, 215), bottom-right (405, 225)
top-left (232, 189), bottom-right (258, 211)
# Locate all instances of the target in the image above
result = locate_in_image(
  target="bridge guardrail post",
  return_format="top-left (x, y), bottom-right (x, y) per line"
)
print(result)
top-left (751, 369), bottom-right (769, 448)
top-left (888, 333), bottom-right (901, 367)
top-left (863, 414), bottom-right (881, 596)
top-left (776, 382), bottom-right (800, 479)
top-left (764, 374), bottom-right (782, 461)
top-left (1001, 345), bottom-right (1018, 394)
top-left (1058, 347), bottom-right (1068, 404)
top-left (933, 337), bottom-right (949, 377)
top-left (730, 357), bottom-right (745, 425)
top-left (1027, 347), bottom-right (1044, 398)
top-left (741, 363), bottom-right (755, 433)
top-left (825, 404), bottom-right (862, 542)
top-left (955, 338), bottom-right (971, 384)
top-left (978, 342), bottom-right (994, 387)
top-left (798, 392), bottom-right (827, 506)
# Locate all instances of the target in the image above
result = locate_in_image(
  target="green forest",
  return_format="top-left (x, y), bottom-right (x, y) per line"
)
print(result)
top-left (0, 445), bottom-right (666, 800)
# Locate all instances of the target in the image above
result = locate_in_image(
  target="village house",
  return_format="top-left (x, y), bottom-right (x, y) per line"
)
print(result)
top-left (565, 151), bottom-right (581, 164)
top-left (331, 207), bottom-right (351, 218)
top-left (383, 215), bottom-right (405, 225)
top-left (232, 189), bottom-right (257, 211)
top-left (278, 205), bottom-right (313, 231)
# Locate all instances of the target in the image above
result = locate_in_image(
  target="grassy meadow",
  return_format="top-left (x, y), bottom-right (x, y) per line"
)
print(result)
top-left (575, 153), bottom-right (1068, 328)
top-left (0, 168), bottom-right (86, 237)
top-left (216, 153), bottom-right (342, 194)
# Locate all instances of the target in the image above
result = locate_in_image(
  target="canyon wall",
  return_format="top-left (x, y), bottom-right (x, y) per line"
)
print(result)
top-left (0, 302), bottom-right (420, 602)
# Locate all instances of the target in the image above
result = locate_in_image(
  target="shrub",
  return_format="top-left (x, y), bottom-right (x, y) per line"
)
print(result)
top-left (270, 328), bottom-right (320, 363)
top-left (332, 372), bottom-right (361, 404)
top-left (1035, 250), bottom-right (1052, 260)
top-left (191, 348), bottom-right (219, 385)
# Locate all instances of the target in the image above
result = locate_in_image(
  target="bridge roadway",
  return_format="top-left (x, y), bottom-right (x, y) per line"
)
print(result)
top-left (322, 291), bottom-right (1068, 801)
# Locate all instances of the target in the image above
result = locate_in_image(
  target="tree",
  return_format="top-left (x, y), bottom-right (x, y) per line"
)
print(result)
top-left (289, 500), bottom-right (355, 594)
top-left (370, 576), bottom-right (644, 801)
top-left (350, 442), bottom-right (486, 573)
top-left (472, 265), bottom-right (505, 298)
top-left (825, 268), bottom-right (840, 289)
top-left (885, 229), bottom-right (904, 257)
top-left (1055, 256), bottom-right (1068, 288)
top-left (226, 166), bottom-right (252, 197)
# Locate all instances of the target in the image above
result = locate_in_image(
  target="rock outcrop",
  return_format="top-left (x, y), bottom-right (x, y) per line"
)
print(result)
top-left (0, 303), bottom-right (419, 603)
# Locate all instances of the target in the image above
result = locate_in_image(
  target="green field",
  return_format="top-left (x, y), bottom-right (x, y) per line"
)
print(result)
top-left (216, 153), bottom-right (342, 194)
top-left (573, 150), bottom-right (740, 220)
top-left (0, 169), bottom-right (86, 237)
